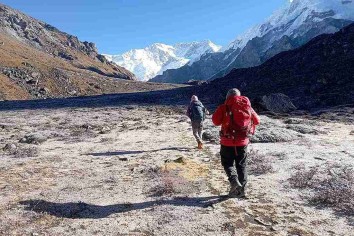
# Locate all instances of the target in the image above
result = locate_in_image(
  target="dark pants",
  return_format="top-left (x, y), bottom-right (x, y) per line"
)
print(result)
top-left (220, 145), bottom-right (248, 188)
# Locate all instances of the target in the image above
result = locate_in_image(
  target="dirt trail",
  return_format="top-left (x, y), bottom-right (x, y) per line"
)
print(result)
top-left (0, 106), bottom-right (353, 235)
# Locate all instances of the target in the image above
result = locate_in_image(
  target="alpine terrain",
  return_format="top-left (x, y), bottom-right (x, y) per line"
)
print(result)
top-left (104, 41), bottom-right (221, 81)
top-left (199, 22), bottom-right (354, 109)
top-left (151, 0), bottom-right (354, 83)
top-left (1, 1), bottom-right (354, 235)
top-left (0, 3), bottom-right (183, 100)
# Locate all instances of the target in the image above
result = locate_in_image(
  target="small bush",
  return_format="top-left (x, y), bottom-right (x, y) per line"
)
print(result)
top-left (248, 150), bottom-right (274, 175)
top-left (312, 167), bottom-right (354, 215)
top-left (289, 164), bottom-right (354, 215)
top-left (13, 147), bottom-right (39, 158)
top-left (99, 137), bottom-right (114, 143)
top-left (289, 165), bottom-right (319, 189)
top-left (148, 169), bottom-right (196, 197)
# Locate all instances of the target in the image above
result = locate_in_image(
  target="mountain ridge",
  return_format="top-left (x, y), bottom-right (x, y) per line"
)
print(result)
top-left (104, 40), bottom-right (221, 81)
top-left (199, 22), bottom-right (354, 109)
top-left (0, 3), bottom-right (184, 100)
top-left (151, 0), bottom-right (354, 83)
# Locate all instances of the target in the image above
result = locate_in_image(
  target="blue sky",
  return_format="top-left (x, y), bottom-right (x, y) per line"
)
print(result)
top-left (1, 0), bottom-right (290, 54)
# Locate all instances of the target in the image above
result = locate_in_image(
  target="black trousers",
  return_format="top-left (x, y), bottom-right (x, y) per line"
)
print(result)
top-left (220, 145), bottom-right (248, 188)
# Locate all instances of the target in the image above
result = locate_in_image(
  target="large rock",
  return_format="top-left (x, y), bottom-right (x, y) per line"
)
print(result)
top-left (19, 134), bottom-right (48, 144)
top-left (202, 129), bottom-right (219, 143)
top-left (255, 93), bottom-right (297, 113)
top-left (251, 116), bottom-right (301, 143)
top-left (3, 143), bottom-right (17, 153)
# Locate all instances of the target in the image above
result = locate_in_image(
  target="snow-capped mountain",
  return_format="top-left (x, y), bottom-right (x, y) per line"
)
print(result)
top-left (151, 0), bottom-right (354, 83)
top-left (225, 0), bottom-right (354, 52)
top-left (104, 40), bottom-right (221, 81)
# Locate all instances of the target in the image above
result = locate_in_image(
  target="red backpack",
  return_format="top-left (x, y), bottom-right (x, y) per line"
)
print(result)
top-left (222, 96), bottom-right (253, 140)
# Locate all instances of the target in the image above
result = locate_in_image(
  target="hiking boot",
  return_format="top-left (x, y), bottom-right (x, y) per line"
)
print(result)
top-left (197, 141), bottom-right (203, 150)
top-left (237, 187), bottom-right (246, 199)
top-left (228, 181), bottom-right (242, 198)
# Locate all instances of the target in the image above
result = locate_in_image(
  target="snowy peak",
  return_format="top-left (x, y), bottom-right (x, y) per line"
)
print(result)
top-left (104, 41), bottom-right (221, 81)
top-left (151, 0), bottom-right (353, 84)
top-left (225, 0), bottom-right (354, 51)
top-left (174, 40), bottom-right (221, 61)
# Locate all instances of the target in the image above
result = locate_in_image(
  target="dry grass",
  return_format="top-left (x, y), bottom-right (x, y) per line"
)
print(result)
top-left (248, 150), bottom-right (274, 176)
top-left (148, 159), bottom-right (208, 197)
top-left (148, 169), bottom-right (196, 197)
top-left (311, 166), bottom-right (354, 215)
top-left (163, 158), bottom-right (209, 182)
top-left (289, 163), bottom-right (354, 215)
top-left (150, 106), bottom-right (186, 116)
top-left (3, 145), bottom-right (39, 158)
top-left (13, 147), bottom-right (39, 158)
top-left (289, 165), bottom-right (319, 189)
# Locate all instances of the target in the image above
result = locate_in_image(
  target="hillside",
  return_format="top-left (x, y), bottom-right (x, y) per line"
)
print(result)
top-left (151, 0), bottom-right (354, 84)
top-left (200, 23), bottom-right (354, 109)
top-left (0, 3), bottom-right (182, 100)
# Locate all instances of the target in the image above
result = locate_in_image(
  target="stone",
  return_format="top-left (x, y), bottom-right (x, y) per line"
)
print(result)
top-left (255, 93), bottom-right (297, 113)
top-left (202, 129), bottom-right (219, 143)
top-left (119, 157), bottom-right (128, 161)
top-left (254, 217), bottom-right (272, 226)
top-left (19, 134), bottom-right (48, 144)
top-left (39, 87), bottom-right (50, 94)
top-left (31, 72), bottom-right (41, 78)
top-left (99, 126), bottom-right (111, 134)
top-left (172, 157), bottom-right (186, 164)
top-left (125, 106), bottom-right (135, 110)
top-left (26, 78), bottom-right (38, 85)
top-left (3, 143), bottom-right (17, 152)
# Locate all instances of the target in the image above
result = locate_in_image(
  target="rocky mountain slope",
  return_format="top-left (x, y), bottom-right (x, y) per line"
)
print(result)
top-left (151, 0), bottom-right (354, 83)
top-left (200, 23), bottom-right (354, 109)
top-left (104, 41), bottom-right (221, 81)
top-left (0, 3), bottom-right (182, 100)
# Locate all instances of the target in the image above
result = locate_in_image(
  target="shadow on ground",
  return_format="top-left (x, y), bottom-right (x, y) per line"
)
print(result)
top-left (87, 147), bottom-right (193, 157)
top-left (19, 196), bottom-right (229, 219)
top-left (0, 87), bottom-right (197, 111)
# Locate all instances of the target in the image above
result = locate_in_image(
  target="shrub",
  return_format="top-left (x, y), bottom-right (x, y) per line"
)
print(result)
top-left (148, 169), bottom-right (196, 197)
top-left (248, 150), bottom-right (274, 175)
top-left (289, 164), bottom-right (354, 215)
top-left (289, 165), bottom-right (319, 189)
top-left (311, 167), bottom-right (354, 215)
top-left (13, 147), bottom-right (39, 158)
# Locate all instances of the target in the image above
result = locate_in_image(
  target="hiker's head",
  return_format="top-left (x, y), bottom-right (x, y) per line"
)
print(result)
top-left (226, 88), bottom-right (241, 99)
top-left (191, 95), bottom-right (199, 102)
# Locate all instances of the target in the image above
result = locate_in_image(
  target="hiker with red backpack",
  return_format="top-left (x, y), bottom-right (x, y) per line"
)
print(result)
top-left (187, 95), bottom-right (209, 149)
top-left (212, 88), bottom-right (260, 198)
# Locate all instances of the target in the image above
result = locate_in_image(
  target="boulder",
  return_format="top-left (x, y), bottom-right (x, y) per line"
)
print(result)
top-left (39, 87), bottom-right (50, 94)
top-left (3, 143), bottom-right (17, 152)
top-left (251, 116), bottom-right (301, 143)
top-left (202, 129), bottom-right (219, 143)
top-left (184, 80), bottom-right (208, 86)
top-left (20, 134), bottom-right (48, 144)
top-left (255, 93), bottom-right (297, 113)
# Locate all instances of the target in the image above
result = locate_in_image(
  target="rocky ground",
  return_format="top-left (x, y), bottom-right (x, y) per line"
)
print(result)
top-left (0, 105), bottom-right (353, 235)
